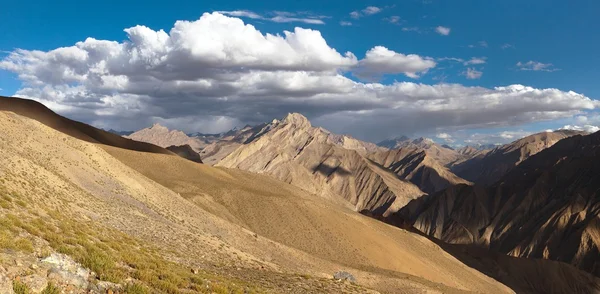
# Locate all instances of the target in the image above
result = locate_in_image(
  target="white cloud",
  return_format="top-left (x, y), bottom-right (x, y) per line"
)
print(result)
top-left (560, 125), bottom-right (600, 133)
top-left (435, 26), bottom-right (451, 36)
top-left (402, 27), bottom-right (421, 33)
top-left (468, 41), bottom-right (488, 48)
top-left (501, 43), bottom-right (514, 49)
top-left (517, 61), bottom-right (559, 72)
top-left (463, 130), bottom-right (534, 145)
top-left (464, 57), bottom-right (486, 65)
top-left (1, 12), bottom-right (597, 141)
top-left (463, 68), bottom-right (483, 79)
top-left (354, 46), bottom-right (436, 79)
top-left (384, 16), bottom-right (401, 24)
top-left (350, 6), bottom-right (382, 19)
top-left (436, 132), bottom-right (454, 143)
top-left (362, 6), bottom-right (382, 15)
top-left (219, 10), bottom-right (325, 24)
top-left (339, 21), bottom-right (352, 26)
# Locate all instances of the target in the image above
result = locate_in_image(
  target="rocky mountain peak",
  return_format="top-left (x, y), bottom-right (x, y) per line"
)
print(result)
top-left (282, 113), bottom-right (311, 128)
top-left (150, 123), bottom-right (169, 132)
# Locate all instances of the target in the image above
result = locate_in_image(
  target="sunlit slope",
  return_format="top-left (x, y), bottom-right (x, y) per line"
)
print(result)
top-left (103, 144), bottom-right (512, 293)
top-left (0, 108), bottom-right (510, 293)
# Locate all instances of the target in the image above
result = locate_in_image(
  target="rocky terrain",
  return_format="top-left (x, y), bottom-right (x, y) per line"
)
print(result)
top-left (451, 130), bottom-right (586, 184)
top-left (126, 123), bottom-right (206, 152)
top-left (377, 137), bottom-right (462, 166)
top-left (217, 113), bottom-right (426, 216)
top-left (0, 96), bottom-right (526, 293)
top-left (368, 147), bottom-right (471, 194)
top-left (392, 130), bottom-right (600, 278)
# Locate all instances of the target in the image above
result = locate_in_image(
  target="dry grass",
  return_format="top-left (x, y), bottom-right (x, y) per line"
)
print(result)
top-left (0, 204), bottom-right (260, 293)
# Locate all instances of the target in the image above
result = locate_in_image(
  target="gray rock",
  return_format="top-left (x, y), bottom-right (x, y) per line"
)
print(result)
top-left (96, 280), bottom-right (122, 293)
top-left (333, 271), bottom-right (356, 283)
top-left (43, 253), bottom-right (90, 289)
top-left (22, 274), bottom-right (48, 293)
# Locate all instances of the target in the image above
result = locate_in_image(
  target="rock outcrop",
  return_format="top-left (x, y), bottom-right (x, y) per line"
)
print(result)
top-left (452, 130), bottom-right (586, 184)
top-left (392, 131), bottom-right (600, 276)
top-left (217, 113), bottom-right (425, 215)
top-left (369, 148), bottom-right (471, 195)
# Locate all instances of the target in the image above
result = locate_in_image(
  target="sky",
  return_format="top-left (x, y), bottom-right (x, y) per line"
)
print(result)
top-left (1, 0), bottom-right (599, 146)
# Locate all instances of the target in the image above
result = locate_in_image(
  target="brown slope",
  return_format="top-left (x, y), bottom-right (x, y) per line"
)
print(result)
top-left (368, 147), bottom-right (471, 195)
top-left (393, 131), bottom-right (600, 278)
top-left (452, 130), bottom-right (586, 184)
top-left (166, 144), bottom-right (203, 163)
top-left (0, 96), bottom-right (173, 155)
top-left (217, 113), bottom-right (425, 216)
top-left (378, 137), bottom-right (462, 166)
top-left (0, 108), bottom-right (515, 293)
top-left (199, 122), bottom-right (276, 165)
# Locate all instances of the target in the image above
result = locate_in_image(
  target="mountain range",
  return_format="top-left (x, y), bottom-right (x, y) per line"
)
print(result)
top-left (2, 95), bottom-right (600, 293)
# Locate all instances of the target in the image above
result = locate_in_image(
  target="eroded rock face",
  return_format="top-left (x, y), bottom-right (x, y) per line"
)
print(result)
top-left (452, 130), bottom-right (586, 185)
top-left (218, 113), bottom-right (425, 216)
top-left (393, 131), bottom-right (600, 276)
top-left (369, 147), bottom-right (470, 195)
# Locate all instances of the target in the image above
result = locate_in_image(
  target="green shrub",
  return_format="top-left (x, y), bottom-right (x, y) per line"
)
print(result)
top-left (13, 280), bottom-right (30, 294)
top-left (41, 282), bottom-right (60, 294)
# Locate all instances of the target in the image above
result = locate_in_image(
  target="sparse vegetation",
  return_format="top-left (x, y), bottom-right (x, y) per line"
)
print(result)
top-left (13, 279), bottom-right (31, 294)
top-left (0, 202), bottom-right (260, 293)
top-left (41, 282), bottom-right (60, 294)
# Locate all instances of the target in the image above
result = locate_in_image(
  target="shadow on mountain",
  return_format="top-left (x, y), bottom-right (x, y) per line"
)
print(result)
top-left (360, 210), bottom-right (600, 294)
top-left (311, 163), bottom-right (352, 177)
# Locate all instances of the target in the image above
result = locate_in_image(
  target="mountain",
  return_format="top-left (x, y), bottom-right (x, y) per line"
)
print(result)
top-left (198, 121), bottom-right (277, 165)
top-left (106, 128), bottom-right (134, 136)
top-left (126, 123), bottom-right (206, 152)
top-left (368, 147), bottom-right (471, 195)
top-left (377, 136), bottom-right (410, 149)
top-left (452, 130), bottom-right (586, 184)
top-left (391, 130), bottom-right (600, 277)
top-left (166, 144), bottom-right (203, 163)
top-left (378, 136), bottom-right (463, 166)
top-left (218, 113), bottom-right (426, 216)
top-left (0, 96), bottom-right (174, 156)
top-left (0, 97), bottom-right (523, 293)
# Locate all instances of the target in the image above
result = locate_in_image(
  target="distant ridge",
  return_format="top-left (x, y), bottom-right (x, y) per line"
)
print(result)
top-left (0, 96), bottom-right (174, 155)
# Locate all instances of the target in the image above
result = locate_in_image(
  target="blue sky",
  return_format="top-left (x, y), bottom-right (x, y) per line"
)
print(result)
top-left (1, 0), bottom-right (599, 145)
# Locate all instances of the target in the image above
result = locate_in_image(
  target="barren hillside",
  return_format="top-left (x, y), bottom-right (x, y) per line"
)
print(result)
top-left (0, 98), bottom-right (518, 293)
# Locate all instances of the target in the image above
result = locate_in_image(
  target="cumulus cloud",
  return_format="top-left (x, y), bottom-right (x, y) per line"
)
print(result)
top-left (501, 43), bottom-right (515, 49)
top-left (339, 21), bottom-right (352, 26)
top-left (353, 46), bottom-right (436, 79)
top-left (435, 26), bottom-right (451, 36)
top-left (517, 61), bottom-right (559, 72)
top-left (1, 12), bottom-right (597, 141)
top-left (463, 68), bottom-right (483, 79)
top-left (560, 124), bottom-right (600, 133)
top-left (218, 10), bottom-right (325, 24)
